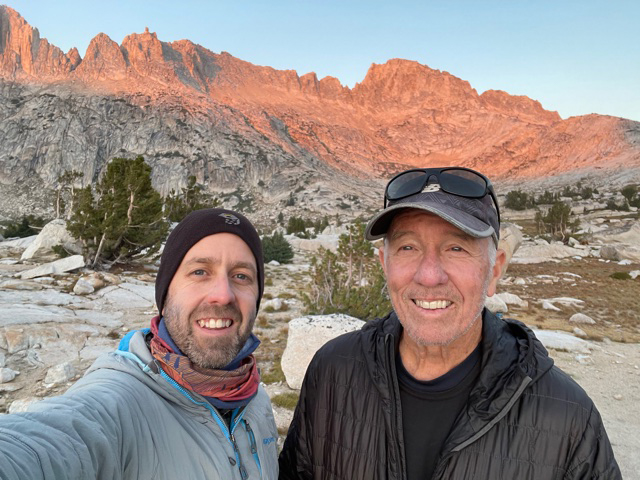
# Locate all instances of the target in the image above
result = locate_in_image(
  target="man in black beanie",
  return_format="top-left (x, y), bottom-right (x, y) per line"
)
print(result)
top-left (0, 208), bottom-right (279, 480)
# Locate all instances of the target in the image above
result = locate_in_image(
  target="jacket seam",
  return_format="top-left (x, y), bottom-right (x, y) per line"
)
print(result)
top-left (522, 392), bottom-right (594, 415)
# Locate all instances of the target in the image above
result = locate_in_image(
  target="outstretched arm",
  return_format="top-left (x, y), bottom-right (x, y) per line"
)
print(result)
top-left (0, 383), bottom-right (130, 480)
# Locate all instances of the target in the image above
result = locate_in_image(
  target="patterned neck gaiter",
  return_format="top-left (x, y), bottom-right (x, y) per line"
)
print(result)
top-left (149, 316), bottom-right (260, 409)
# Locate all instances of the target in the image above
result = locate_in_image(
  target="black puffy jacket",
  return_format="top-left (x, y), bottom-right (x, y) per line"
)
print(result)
top-left (279, 310), bottom-right (621, 479)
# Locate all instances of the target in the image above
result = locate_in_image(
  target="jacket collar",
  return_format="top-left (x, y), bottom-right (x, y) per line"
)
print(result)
top-left (367, 309), bottom-right (554, 420)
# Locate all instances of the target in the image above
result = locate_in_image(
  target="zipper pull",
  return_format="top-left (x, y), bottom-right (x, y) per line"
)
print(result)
top-left (245, 420), bottom-right (258, 454)
top-left (239, 465), bottom-right (249, 479)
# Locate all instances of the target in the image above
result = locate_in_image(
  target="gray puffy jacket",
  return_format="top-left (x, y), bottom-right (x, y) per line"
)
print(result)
top-left (279, 310), bottom-right (621, 479)
top-left (0, 330), bottom-right (279, 479)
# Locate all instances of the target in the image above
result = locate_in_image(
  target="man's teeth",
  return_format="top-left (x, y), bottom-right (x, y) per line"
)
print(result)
top-left (197, 319), bottom-right (232, 329)
top-left (415, 300), bottom-right (451, 310)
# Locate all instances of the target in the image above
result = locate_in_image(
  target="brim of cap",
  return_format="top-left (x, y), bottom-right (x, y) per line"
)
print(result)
top-left (365, 199), bottom-right (496, 241)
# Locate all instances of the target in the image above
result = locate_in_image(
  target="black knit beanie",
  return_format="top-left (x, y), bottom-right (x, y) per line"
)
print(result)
top-left (155, 208), bottom-right (264, 315)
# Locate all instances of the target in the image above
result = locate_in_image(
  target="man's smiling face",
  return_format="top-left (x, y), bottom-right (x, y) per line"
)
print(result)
top-left (163, 233), bottom-right (259, 369)
top-left (380, 210), bottom-right (503, 349)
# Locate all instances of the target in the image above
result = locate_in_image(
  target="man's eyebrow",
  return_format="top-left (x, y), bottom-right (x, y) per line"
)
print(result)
top-left (183, 257), bottom-right (218, 267)
top-left (182, 257), bottom-right (257, 274)
top-left (387, 229), bottom-right (476, 243)
top-left (231, 261), bottom-right (257, 275)
top-left (386, 230), bottom-right (413, 242)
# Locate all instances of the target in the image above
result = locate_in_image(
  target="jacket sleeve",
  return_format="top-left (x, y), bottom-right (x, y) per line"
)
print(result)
top-left (278, 358), bottom-right (318, 480)
top-left (563, 403), bottom-right (622, 480)
top-left (0, 388), bottom-right (125, 480)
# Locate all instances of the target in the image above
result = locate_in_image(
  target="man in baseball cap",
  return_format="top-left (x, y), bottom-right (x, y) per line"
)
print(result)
top-left (280, 167), bottom-right (620, 479)
top-left (0, 208), bottom-right (279, 479)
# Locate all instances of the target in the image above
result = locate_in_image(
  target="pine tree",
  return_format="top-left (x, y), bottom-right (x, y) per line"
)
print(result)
top-left (303, 221), bottom-right (391, 320)
top-left (262, 231), bottom-right (294, 264)
top-left (165, 175), bottom-right (218, 222)
top-left (535, 201), bottom-right (577, 241)
top-left (68, 156), bottom-right (168, 266)
top-left (55, 170), bottom-right (84, 219)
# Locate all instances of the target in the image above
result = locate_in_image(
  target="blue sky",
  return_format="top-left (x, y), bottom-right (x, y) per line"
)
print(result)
top-left (5, 0), bottom-right (639, 121)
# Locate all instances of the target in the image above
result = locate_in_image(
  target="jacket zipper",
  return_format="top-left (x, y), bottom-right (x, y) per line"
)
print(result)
top-left (431, 375), bottom-right (533, 477)
top-left (159, 369), bottom-right (250, 479)
top-left (385, 333), bottom-right (407, 480)
top-left (245, 420), bottom-right (263, 478)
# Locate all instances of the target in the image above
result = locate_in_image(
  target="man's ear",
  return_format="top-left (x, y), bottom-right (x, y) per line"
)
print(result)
top-left (378, 242), bottom-right (387, 274)
top-left (487, 248), bottom-right (507, 297)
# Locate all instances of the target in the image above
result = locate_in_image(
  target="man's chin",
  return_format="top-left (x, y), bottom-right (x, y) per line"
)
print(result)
top-left (188, 338), bottom-right (242, 370)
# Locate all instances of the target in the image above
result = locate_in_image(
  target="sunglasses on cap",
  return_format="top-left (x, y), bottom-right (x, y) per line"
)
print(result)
top-left (384, 167), bottom-right (501, 224)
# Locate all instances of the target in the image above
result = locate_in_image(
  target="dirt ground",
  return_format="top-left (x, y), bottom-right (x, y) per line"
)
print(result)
top-left (504, 257), bottom-right (640, 343)
top-left (550, 342), bottom-right (640, 479)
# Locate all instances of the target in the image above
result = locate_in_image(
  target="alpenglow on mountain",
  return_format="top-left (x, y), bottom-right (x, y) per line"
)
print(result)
top-left (0, 5), bottom-right (639, 219)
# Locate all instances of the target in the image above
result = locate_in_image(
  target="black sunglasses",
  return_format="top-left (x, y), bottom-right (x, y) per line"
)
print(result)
top-left (384, 167), bottom-right (501, 224)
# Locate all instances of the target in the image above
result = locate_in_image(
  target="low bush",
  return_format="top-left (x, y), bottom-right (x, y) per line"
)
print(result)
top-left (610, 272), bottom-right (631, 280)
top-left (271, 392), bottom-right (300, 410)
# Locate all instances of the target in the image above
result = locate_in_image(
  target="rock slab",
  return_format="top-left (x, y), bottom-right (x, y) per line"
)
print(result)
top-left (281, 314), bottom-right (365, 389)
top-left (19, 255), bottom-right (85, 279)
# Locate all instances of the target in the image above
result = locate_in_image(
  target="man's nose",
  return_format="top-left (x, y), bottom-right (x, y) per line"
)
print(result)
top-left (413, 251), bottom-right (448, 287)
top-left (204, 276), bottom-right (236, 305)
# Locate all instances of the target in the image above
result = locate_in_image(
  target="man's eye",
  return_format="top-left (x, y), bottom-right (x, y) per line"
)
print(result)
top-left (400, 245), bottom-right (413, 251)
top-left (191, 269), bottom-right (206, 276)
top-left (234, 273), bottom-right (252, 281)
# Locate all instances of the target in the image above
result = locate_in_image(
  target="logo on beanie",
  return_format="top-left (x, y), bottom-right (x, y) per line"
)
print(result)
top-left (219, 213), bottom-right (241, 225)
top-left (423, 183), bottom-right (441, 193)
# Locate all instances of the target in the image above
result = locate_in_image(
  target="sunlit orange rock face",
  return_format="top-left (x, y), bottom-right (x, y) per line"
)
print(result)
top-left (1, 5), bottom-right (639, 182)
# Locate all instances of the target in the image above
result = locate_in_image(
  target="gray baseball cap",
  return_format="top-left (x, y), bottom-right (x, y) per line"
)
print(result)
top-left (365, 186), bottom-right (500, 244)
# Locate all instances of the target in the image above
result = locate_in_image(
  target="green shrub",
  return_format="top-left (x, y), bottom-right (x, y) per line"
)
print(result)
top-left (263, 231), bottom-right (294, 264)
top-left (263, 301), bottom-right (289, 313)
top-left (606, 199), bottom-right (629, 211)
top-left (610, 272), bottom-right (631, 280)
top-left (535, 190), bottom-right (559, 205)
top-left (303, 221), bottom-right (391, 320)
top-left (535, 202), bottom-right (578, 241)
top-left (504, 190), bottom-right (533, 210)
top-left (271, 392), bottom-right (300, 410)
top-left (1, 215), bottom-right (46, 238)
top-left (164, 175), bottom-right (219, 222)
top-left (261, 360), bottom-right (286, 384)
top-left (621, 184), bottom-right (640, 208)
top-left (580, 186), bottom-right (594, 200)
top-left (51, 245), bottom-right (72, 258)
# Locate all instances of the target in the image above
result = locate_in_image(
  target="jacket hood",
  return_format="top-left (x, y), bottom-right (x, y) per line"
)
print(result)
top-left (469, 311), bottom-right (554, 418)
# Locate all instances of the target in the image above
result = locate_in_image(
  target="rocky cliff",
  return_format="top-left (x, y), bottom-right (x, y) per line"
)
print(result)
top-left (1, 5), bottom-right (639, 220)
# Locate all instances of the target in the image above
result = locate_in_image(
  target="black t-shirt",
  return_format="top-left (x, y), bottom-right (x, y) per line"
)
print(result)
top-left (396, 344), bottom-right (482, 480)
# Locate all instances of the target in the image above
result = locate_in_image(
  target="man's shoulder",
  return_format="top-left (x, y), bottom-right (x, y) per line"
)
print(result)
top-left (524, 362), bottom-right (598, 418)
top-left (67, 351), bottom-right (155, 400)
top-left (310, 314), bottom-right (395, 365)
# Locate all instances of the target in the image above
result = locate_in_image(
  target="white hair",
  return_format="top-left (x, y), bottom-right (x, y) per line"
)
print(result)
top-left (487, 238), bottom-right (497, 270)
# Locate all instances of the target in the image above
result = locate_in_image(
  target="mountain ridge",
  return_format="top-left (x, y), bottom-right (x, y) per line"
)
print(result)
top-left (0, 5), bottom-right (639, 221)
